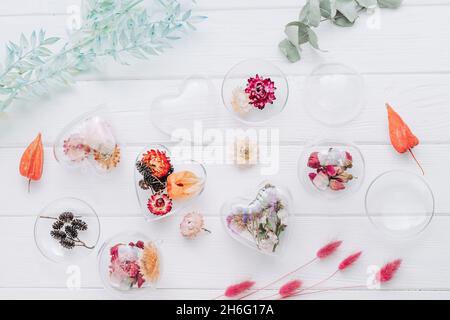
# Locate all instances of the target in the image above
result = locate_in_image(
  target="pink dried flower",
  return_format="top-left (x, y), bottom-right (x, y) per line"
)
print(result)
top-left (279, 280), bottom-right (302, 298)
top-left (326, 165), bottom-right (337, 176)
top-left (317, 240), bottom-right (342, 259)
top-left (110, 244), bottom-right (120, 262)
top-left (245, 74), bottom-right (276, 109)
top-left (307, 152), bottom-right (320, 169)
top-left (339, 251), bottom-right (362, 271)
top-left (329, 179), bottom-right (346, 191)
top-left (344, 152), bottom-right (353, 167)
top-left (63, 133), bottom-right (91, 162)
top-left (180, 212), bottom-right (209, 239)
top-left (376, 259), bottom-right (402, 283)
top-left (225, 281), bottom-right (255, 298)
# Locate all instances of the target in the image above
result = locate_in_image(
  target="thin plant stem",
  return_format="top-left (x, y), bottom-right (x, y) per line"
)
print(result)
top-left (408, 149), bottom-right (425, 175)
top-left (258, 269), bottom-right (339, 300)
top-left (239, 257), bottom-right (318, 300)
top-left (287, 284), bottom-right (366, 299)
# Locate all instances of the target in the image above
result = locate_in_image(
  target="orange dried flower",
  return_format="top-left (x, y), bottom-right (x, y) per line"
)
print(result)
top-left (139, 242), bottom-right (160, 283)
top-left (167, 170), bottom-right (202, 200)
top-left (386, 103), bottom-right (424, 174)
top-left (19, 133), bottom-right (44, 192)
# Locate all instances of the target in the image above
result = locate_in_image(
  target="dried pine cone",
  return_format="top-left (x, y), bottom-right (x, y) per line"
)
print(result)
top-left (50, 230), bottom-right (66, 240)
top-left (139, 179), bottom-right (150, 190)
top-left (72, 219), bottom-right (88, 231)
top-left (65, 225), bottom-right (78, 238)
top-left (59, 212), bottom-right (74, 222)
top-left (60, 238), bottom-right (75, 249)
top-left (52, 220), bottom-right (64, 230)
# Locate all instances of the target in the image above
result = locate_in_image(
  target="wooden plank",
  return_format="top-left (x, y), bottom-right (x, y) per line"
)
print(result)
top-left (1, 216), bottom-right (450, 291)
top-left (0, 144), bottom-right (447, 217)
top-left (1, 74), bottom-right (450, 146)
top-left (0, 288), bottom-right (449, 300)
top-left (0, 6), bottom-right (449, 78)
top-left (0, 1), bottom-right (448, 16)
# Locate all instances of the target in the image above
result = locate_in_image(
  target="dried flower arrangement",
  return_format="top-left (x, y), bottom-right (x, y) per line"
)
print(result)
top-left (109, 240), bottom-right (160, 290)
top-left (231, 75), bottom-right (277, 114)
top-left (180, 211), bottom-right (211, 239)
top-left (386, 103), bottom-right (424, 175)
top-left (19, 133), bottom-right (43, 192)
top-left (41, 212), bottom-right (94, 249)
top-left (225, 184), bottom-right (289, 254)
top-left (307, 148), bottom-right (355, 191)
top-left (59, 116), bottom-right (120, 172)
top-left (136, 147), bottom-right (204, 218)
top-left (217, 240), bottom-right (402, 300)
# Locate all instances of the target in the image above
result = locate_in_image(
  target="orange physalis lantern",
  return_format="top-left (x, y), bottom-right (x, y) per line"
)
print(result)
top-left (19, 133), bottom-right (44, 191)
top-left (386, 103), bottom-right (424, 175)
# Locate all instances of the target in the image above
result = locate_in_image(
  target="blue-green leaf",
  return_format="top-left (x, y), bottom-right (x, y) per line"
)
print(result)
top-left (279, 39), bottom-right (300, 63)
top-left (377, 0), bottom-right (402, 8)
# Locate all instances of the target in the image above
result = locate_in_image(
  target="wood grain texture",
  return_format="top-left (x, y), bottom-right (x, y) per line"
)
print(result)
top-left (1, 0), bottom-right (450, 299)
top-left (2, 215), bottom-right (450, 300)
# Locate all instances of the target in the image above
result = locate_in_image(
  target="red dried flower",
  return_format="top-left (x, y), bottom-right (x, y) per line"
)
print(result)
top-left (141, 149), bottom-right (172, 178)
top-left (147, 193), bottom-right (173, 216)
top-left (307, 152), bottom-right (320, 169)
top-left (279, 280), bottom-right (302, 298)
top-left (339, 251), bottom-right (362, 271)
top-left (135, 240), bottom-right (144, 249)
top-left (316, 240), bottom-right (343, 259)
top-left (225, 281), bottom-right (255, 297)
top-left (376, 259), bottom-right (402, 283)
top-left (245, 74), bottom-right (276, 109)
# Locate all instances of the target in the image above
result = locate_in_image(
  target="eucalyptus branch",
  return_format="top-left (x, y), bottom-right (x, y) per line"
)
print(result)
top-left (0, 0), bottom-right (206, 111)
top-left (279, 0), bottom-right (403, 63)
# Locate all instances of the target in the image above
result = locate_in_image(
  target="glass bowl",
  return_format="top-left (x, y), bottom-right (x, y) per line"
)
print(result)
top-left (98, 232), bottom-right (162, 297)
top-left (34, 197), bottom-right (100, 264)
top-left (53, 107), bottom-right (121, 175)
top-left (222, 59), bottom-right (289, 123)
top-left (304, 63), bottom-right (365, 126)
top-left (134, 145), bottom-right (207, 222)
top-left (365, 170), bottom-right (435, 238)
top-left (298, 139), bottom-right (365, 198)
top-left (220, 181), bottom-right (291, 256)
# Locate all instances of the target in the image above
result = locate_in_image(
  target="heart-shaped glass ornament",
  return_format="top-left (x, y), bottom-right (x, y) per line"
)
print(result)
top-left (150, 75), bottom-right (225, 144)
top-left (53, 108), bottom-right (121, 174)
top-left (97, 232), bottom-right (162, 297)
top-left (221, 182), bottom-right (291, 255)
top-left (134, 145), bottom-right (207, 221)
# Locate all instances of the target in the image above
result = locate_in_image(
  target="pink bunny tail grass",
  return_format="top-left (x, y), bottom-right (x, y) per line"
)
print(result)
top-left (224, 281), bottom-right (256, 298)
top-left (376, 259), bottom-right (402, 283)
top-left (339, 251), bottom-right (362, 271)
top-left (279, 280), bottom-right (303, 298)
top-left (316, 240), bottom-right (343, 259)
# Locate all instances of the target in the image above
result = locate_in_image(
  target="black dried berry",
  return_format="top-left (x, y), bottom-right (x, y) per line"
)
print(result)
top-left (50, 230), bottom-right (66, 240)
top-left (65, 225), bottom-right (78, 238)
top-left (60, 238), bottom-right (75, 249)
top-left (59, 211), bottom-right (74, 222)
top-left (52, 220), bottom-right (64, 230)
top-left (72, 219), bottom-right (88, 231)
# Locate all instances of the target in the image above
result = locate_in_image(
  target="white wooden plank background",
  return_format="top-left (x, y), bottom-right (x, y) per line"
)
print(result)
top-left (1, 0), bottom-right (450, 300)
